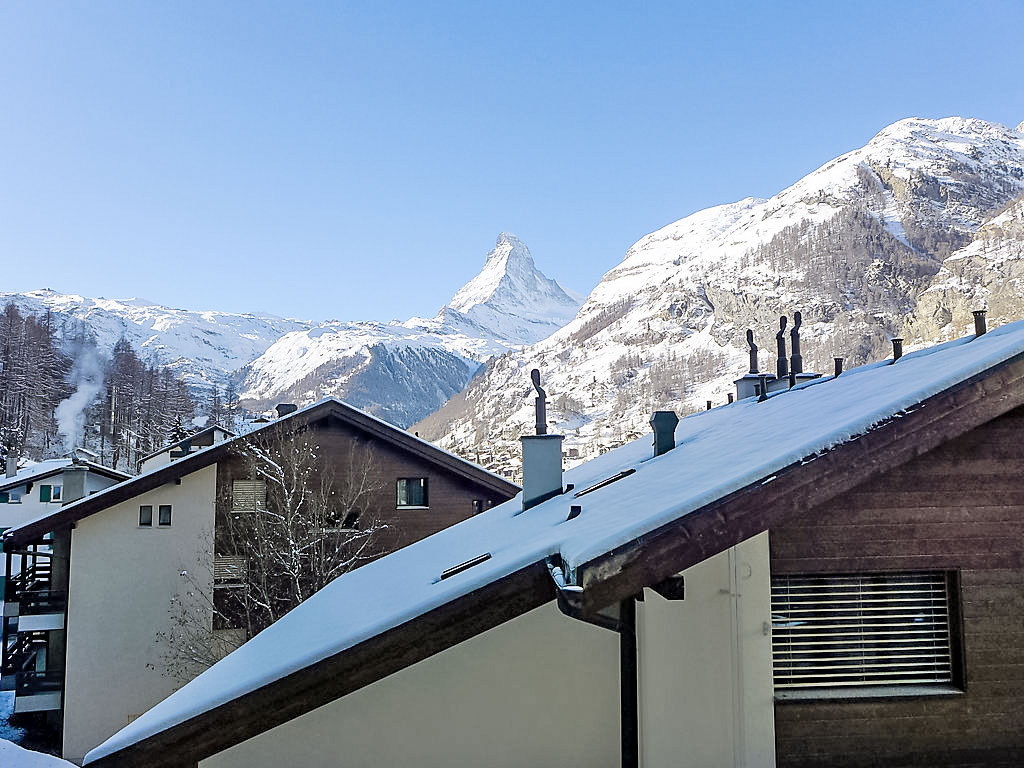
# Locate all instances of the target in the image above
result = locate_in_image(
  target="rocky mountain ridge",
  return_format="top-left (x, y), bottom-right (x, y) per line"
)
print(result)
top-left (416, 116), bottom-right (1024, 480)
top-left (3, 234), bottom-right (581, 428)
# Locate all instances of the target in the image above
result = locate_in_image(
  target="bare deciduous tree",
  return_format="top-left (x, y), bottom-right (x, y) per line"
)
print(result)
top-left (156, 426), bottom-right (390, 681)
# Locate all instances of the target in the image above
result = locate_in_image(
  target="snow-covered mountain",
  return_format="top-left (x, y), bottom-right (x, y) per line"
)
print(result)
top-left (235, 234), bottom-right (581, 426)
top-left (416, 117), bottom-right (1024, 480)
top-left (0, 290), bottom-right (309, 387)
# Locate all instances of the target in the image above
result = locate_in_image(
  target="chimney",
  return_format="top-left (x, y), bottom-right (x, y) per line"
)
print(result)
top-left (891, 338), bottom-right (903, 362)
top-left (276, 403), bottom-right (298, 418)
top-left (5, 454), bottom-right (16, 479)
top-left (776, 316), bottom-right (789, 380)
top-left (834, 357), bottom-right (844, 377)
top-left (650, 411), bottom-right (679, 457)
top-left (62, 464), bottom-right (89, 505)
top-left (521, 370), bottom-right (563, 510)
top-left (789, 312), bottom-right (803, 374)
top-left (973, 310), bottom-right (987, 337)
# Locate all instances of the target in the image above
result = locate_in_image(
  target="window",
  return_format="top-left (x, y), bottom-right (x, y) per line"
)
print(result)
top-left (158, 505), bottom-right (172, 526)
top-left (232, 480), bottom-right (267, 512)
top-left (139, 505), bottom-right (153, 526)
top-left (771, 572), bottom-right (957, 695)
top-left (39, 484), bottom-right (61, 502)
top-left (9, 490), bottom-right (21, 503)
top-left (396, 478), bottom-right (428, 508)
top-left (214, 555), bottom-right (248, 583)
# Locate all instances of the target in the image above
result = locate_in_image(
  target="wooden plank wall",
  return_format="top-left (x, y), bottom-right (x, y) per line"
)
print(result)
top-left (771, 406), bottom-right (1024, 767)
top-left (215, 415), bottom-right (515, 557)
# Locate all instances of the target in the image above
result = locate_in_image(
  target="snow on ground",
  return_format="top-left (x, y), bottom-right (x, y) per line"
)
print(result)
top-left (0, 739), bottom-right (74, 767)
top-left (87, 319), bottom-right (1024, 764)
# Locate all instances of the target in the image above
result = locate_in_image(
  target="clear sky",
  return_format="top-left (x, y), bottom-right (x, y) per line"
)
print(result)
top-left (2, 1), bottom-right (1022, 322)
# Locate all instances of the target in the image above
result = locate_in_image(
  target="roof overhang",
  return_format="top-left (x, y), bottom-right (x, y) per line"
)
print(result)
top-left (5, 398), bottom-right (517, 549)
top-left (86, 349), bottom-right (1024, 768)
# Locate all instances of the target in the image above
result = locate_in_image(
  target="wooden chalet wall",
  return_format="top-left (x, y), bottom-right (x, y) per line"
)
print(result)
top-left (215, 414), bottom-right (513, 557)
top-left (771, 405), bottom-right (1024, 767)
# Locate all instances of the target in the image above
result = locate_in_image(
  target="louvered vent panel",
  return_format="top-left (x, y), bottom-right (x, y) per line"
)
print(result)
top-left (231, 480), bottom-right (266, 511)
top-left (214, 556), bottom-right (248, 582)
top-left (771, 572), bottom-right (953, 689)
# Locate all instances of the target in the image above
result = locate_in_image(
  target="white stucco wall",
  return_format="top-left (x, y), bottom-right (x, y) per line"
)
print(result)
top-left (637, 532), bottom-right (775, 768)
top-left (62, 464), bottom-right (217, 764)
top-left (201, 535), bottom-right (775, 768)
top-left (202, 602), bottom-right (622, 768)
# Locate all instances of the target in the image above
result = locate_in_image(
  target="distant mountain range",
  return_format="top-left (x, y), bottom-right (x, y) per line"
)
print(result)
top-left (415, 117), bottom-right (1024, 480)
top-left (7, 116), bottom-right (1024, 471)
top-left (1, 233), bottom-right (581, 427)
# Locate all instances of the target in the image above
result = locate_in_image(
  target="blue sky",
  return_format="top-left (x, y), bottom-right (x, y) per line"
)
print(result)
top-left (2, 2), bottom-right (1022, 322)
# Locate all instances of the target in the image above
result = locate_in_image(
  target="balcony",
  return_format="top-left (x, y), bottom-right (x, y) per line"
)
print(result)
top-left (14, 591), bottom-right (66, 631)
top-left (14, 669), bottom-right (63, 712)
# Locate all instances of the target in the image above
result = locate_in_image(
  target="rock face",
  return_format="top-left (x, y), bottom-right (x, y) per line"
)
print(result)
top-left (416, 117), bottom-right (1024, 481)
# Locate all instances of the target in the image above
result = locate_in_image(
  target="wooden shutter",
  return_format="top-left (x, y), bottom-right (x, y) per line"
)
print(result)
top-left (232, 480), bottom-right (266, 511)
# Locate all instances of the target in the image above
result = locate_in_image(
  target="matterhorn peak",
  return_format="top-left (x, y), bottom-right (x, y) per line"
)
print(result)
top-left (440, 234), bottom-right (581, 344)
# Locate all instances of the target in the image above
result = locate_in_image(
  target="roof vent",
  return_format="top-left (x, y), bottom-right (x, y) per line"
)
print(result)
top-left (973, 309), bottom-right (987, 337)
top-left (746, 329), bottom-right (759, 374)
top-left (276, 403), bottom-right (298, 418)
top-left (789, 311), bottom-right (803, 374)
top-left (650, 411), bottom-right (679, 457)
top-left (521, 369), bottom-right (562, 511)
top-left (776, 316), bottom-right (789, 380)
top-left (891, 338), bottom-right (903, 362)
top-left (834, 357), bottom-right (844, 377)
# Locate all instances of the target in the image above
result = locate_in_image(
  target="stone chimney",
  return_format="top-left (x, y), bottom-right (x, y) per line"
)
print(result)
top-left (5, 454), bottom-right (16, 479)
top-left (521, 369), bottom-right (563, 510)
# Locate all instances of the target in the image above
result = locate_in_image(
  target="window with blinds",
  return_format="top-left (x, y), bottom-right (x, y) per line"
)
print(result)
top-left (232, 480), bottom-right (267, 511)
top-left (771, 572), bottom-right (956, 691)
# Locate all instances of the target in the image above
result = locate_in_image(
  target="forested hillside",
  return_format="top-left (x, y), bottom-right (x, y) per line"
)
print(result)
top-left (0, 303), bottom-right (197, 473)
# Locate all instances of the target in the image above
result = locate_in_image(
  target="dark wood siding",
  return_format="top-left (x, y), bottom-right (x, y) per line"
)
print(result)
top-left (215, 413), bottom-right (513, 559)
top-left (771, 407), bottom-right (1024, 767)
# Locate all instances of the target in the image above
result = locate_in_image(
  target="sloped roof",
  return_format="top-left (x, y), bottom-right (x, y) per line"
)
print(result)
top-left (86, 321), bottom-right (1024, 768)
top-left (0, 459), bottom-right (129, 495)
top-left (134, 424), bottom-right (236, 468)
top-left (4, 397), bottom-right (517, 548)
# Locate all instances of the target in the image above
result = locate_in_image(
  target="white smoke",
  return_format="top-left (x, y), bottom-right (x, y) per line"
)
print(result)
top-left (55, 349), bottom-right (105, 453)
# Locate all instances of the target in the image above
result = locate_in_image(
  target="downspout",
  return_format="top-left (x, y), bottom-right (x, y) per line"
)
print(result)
top-left (548, 558), bottom-right (640, 768)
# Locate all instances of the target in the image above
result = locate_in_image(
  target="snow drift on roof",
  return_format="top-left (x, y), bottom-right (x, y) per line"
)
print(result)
top-left (86, 319), bottom-right (1024, 763)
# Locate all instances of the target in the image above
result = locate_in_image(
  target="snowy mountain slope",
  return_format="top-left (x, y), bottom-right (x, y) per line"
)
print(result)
top-left (417, 117), bottom-right (1024, 480)
top-left (0, 289), bottom-right (308, 388)
top-left (234, 234), bottom-right (581, 425)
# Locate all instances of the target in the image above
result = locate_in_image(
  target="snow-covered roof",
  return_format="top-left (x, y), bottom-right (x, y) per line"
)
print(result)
top-left (86, 320), bottom-right (1024, 764)
top-left (4, 396), bottom-right (516, 549)
top-left (0, 459), bottom-right (126, 494)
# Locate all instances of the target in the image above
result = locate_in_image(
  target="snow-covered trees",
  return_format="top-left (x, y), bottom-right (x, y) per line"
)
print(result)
top-left (157, 425), bottom-right (390, 680)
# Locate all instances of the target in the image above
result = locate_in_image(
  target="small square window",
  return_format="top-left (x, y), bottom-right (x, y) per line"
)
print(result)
top-left (396, 478), bottom-right (428, 508)
top-left (139, 505), bottom-right (153, 527)
top-left (158, 505), bottom-right (172, 526)
top-left (51, 485), bottom-right (62, 502)
top-left (9, 490), bottom-right (21, 504)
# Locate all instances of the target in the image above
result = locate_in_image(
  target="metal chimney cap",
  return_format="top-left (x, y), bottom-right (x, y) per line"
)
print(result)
top-left (276, 403), bottom-right (298, 417)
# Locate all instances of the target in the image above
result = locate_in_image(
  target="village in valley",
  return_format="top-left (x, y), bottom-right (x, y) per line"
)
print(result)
top-left (3, 4), bottom-right (1024, 768)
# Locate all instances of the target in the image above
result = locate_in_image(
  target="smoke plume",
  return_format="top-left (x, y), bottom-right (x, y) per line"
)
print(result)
top-left (55, 348), bottom-right (105, 453)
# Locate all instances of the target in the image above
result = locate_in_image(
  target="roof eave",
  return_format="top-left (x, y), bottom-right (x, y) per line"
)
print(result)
top-left (86, 348), bottom-right (1024, 767)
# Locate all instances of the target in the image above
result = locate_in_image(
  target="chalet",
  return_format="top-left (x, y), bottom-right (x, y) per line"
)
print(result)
top-left (2, 398), bottom-right (518, 764)
top-left (82, 313), bottom-right (1024, 768)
